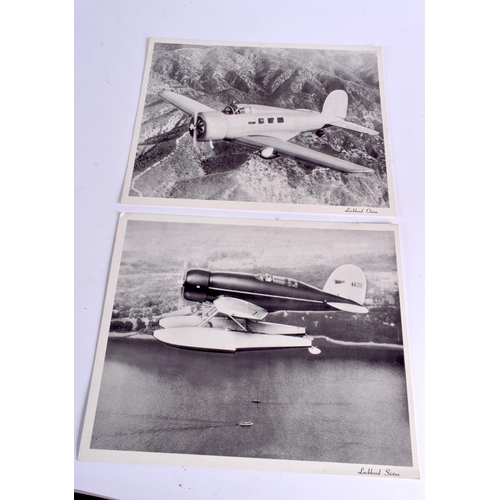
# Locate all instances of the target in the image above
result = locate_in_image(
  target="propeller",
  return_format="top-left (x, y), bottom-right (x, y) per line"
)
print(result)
top-left (190, 112), bottom-right (197, 148)
top-left (188, 113), bottom-right (206, 148)
top-left (178, 259), bottom-right (189, 310)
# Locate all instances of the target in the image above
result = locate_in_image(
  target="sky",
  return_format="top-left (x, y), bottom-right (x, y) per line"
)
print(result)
top-left (121, 217), bottom-right (398, 276)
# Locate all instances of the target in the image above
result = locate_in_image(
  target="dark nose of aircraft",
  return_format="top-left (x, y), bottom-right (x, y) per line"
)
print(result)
top-left (183, 269), bottom-right (210, 303)
top-left (185, 269), bottom-right (210, 287)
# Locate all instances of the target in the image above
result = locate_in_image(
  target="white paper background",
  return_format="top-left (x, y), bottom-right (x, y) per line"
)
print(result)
top-left (10, 0), bottom-right (500, 500)
top-left (73, 0), bottom-right (424, 498)
top-left (1, 1), bottom-right (492, 498)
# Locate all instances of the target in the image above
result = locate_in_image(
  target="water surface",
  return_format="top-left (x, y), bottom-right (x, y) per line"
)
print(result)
top-left (91, 338), bottom-right (412, 466)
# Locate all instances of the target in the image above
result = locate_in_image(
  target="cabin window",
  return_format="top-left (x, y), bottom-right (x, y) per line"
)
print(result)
top-left (277, 117), bottom-right (284, 123)
top-left (258, 118), bottom-right (264, 124)
top-left (272, 276), bottom-right (298, 287)
top-left (248, 120), bottom-right (256, 125)
top-left (272, 276), bottom-right (286, 286)
top-left (268, 118), bottom-right (274, 124)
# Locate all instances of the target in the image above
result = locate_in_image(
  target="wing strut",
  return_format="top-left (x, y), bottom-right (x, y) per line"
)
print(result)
top-left (228, 315), bottom-right (246, 330)
top-left (198, 305), bottom-right (219, 327)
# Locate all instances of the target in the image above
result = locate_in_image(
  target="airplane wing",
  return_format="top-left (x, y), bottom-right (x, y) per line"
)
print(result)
top-left (213, 297), bottom-right (268, 320)
top-left (233, 135), bottom-right (374, 173)
top-left (158, 90), bottom-right (216, 116)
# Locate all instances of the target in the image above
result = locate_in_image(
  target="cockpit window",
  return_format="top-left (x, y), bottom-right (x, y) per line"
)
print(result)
top-left (255, 273), bottom-right (298, 287)
top-left (256, 272), bottom-right (273, 282)
top-left (222, 105), bottom-right (238, 115)
top-left (223, 104), bottom-right (251, 115)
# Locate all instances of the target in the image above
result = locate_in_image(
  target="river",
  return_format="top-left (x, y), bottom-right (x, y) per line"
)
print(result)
top-left (90, 337), bottom-right (412, 466)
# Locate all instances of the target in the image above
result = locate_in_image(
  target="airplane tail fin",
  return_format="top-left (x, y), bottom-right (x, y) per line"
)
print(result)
top-left (321, 90), bottom-right (379, 136)
top-left (322, 90), bottom-right (348, 120)
top-left (323, 264), bottom-right (367, 308)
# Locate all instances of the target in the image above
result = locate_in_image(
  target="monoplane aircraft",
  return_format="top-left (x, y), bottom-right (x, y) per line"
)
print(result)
top-left (158, 89), bottom-right (379, 173)
top-left (153, 264), bottom-right (368, 354)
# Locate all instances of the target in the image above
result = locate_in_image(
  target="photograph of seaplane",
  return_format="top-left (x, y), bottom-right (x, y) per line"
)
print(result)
top-left (80, 216), bottom-right (417, 476)
top-left (154, 264), bottom-right (368, 354)
top-left (121, 39), bottom-right (395, 214)
top-left (158, 89), bottom-right (378, 173)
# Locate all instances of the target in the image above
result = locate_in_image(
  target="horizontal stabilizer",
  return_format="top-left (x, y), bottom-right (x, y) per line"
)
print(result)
top-left (322, 90), bottom-right (378, 136)
top-left (328, 119), bottom-right (379, 136)
top-left (326, 302), bottom-right (369, 314)
top-left (158, 90), bottom-right (215, 116)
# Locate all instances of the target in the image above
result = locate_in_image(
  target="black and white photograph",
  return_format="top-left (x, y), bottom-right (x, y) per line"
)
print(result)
top-left (79, 214), bottom-right (418, 478)
top-left (121, 39), bottom-right (395, 215)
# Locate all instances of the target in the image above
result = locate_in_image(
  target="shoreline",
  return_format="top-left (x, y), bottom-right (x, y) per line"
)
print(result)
top-left (108, 331), bottom-right (155, 340)
top-left (107, 331), bottom-right (404, 350)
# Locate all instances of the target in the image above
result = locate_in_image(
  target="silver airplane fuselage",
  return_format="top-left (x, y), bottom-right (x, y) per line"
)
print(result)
top-left (192, 106), bottom-right (326, 142)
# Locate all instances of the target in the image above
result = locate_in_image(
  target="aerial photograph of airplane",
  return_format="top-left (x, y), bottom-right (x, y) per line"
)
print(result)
top-left (158, 89), bottom-right (379, 174)
top-left (122, 42), bottom-right (394, 210)
top-left (83, 217), bottom-right (415, 473)
top-left (153, 264), bottom-right (368, 354)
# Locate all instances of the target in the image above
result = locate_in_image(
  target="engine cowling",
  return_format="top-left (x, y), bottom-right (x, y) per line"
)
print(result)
top-left (190, 112), bottom-right (228, 142)
top-left (183, 268), bottom-right (210, 303)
